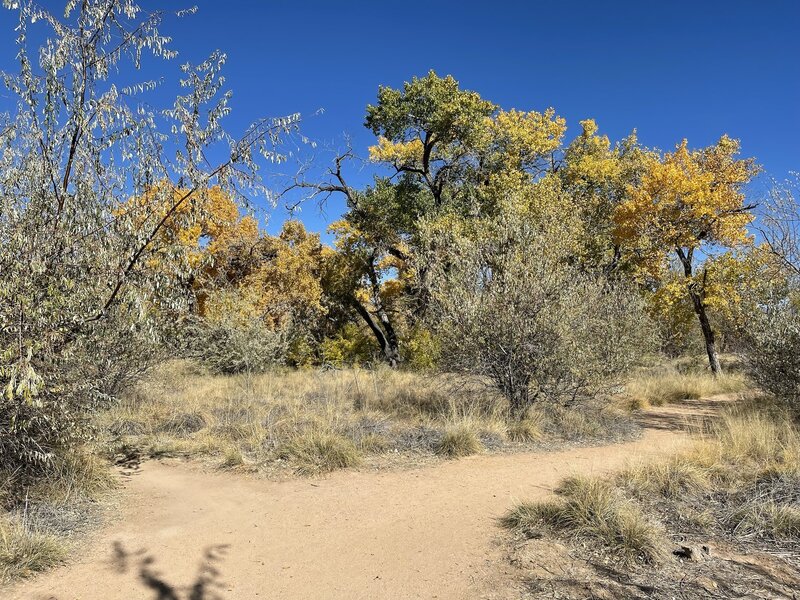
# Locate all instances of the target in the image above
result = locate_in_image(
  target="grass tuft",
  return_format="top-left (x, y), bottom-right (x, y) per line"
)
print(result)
top-left (280, 431), bottom-right (362, 475)
top-left (620, 456), bottom-right (709, 499)
top-left (0, 517), bottom-right (67, 582)
top-left (507, 418), bottom-right (542, 443)
top-left (435, 423), bottom-right (483, 457)
top-left (502, 475), bottom-right (664, 564)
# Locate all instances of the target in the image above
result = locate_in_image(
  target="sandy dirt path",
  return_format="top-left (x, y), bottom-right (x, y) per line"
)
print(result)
top-left (7, 401), bottom-right (720, 600)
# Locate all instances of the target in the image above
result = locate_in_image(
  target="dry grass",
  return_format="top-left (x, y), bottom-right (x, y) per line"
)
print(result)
top-left (0, 450), bottom-right (114, 584)
top-left (504, 405), bottom-right (800, 574)
top-left (622, 409), bottom-right (800, 539)
top-left (0, 516), bottom-right (67, 583)
top-left (278, 430), bottom-right (361, 475)
top-left (99, 361), bottom-right (634, 476)
top-left (507, 417), bottom-right (543, 443)
top-left (623, 361), bottom-right (749, 409)
top-left (502, 475), bottom-right (664, 564)
top-left (435, 423), bottom-right (483, 457)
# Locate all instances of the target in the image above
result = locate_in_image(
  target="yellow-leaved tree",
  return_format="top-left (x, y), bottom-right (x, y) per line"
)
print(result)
top-left (613, 136), bottom-right (759, 373)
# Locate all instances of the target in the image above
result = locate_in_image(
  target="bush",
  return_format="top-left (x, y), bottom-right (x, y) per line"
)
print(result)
top-left (743, 300), bottom-right (800, 415)
top-left (320, 323), bottom-right (376, 368)
top-left (420, 199), bottom-right (654, 418)
top-left (402, 326), bottom-right (441, 371)
top-left (195, 313), bottom-right (289, 375)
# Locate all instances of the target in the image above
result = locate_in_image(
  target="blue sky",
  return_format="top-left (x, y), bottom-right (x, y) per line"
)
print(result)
top-left (1, 1), bottom-right (798, 240)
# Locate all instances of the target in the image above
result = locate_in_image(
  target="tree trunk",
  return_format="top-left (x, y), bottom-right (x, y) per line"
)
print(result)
top-left (676, 248), bottom-right (722, 375)
top-left (352, 300), bottom-right (401, 368)
top-left (688, 287), bottom-right (722, 375)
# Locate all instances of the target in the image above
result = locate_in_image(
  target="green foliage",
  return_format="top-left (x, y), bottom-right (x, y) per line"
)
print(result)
top-left (402, 326), bottom-right (441, 371)
top-left (365, 70), bottom-right (496, 147)
top-left (320, 324), bottom-right (376, 368)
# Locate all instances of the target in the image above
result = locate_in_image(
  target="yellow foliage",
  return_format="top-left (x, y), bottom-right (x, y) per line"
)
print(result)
top-left (613, 136), bottom-right (759, 279)
top-left (488, 108), bottom-right (566, 169)
top-left (230, 221), bottom-right (326, 328)
top-left (368, 136), bottom-right (424, 168)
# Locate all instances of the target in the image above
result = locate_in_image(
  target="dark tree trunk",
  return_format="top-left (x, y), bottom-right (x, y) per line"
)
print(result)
top-left (352, 300), bottom-right (401, 368)
top-left (676, 248), bottom-right (722, 375)
top-left (688, 287), bottom-right (722, 375)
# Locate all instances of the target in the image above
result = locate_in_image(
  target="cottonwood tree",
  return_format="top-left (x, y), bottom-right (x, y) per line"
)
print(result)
top-left (613, 136), bottom-right (759, 374)
top-left (559, 119), bottom-right (655, 275)
top-left (0, 0), bottom-right (301, 473)
top-left (295, 72), bottom-right (567, 365)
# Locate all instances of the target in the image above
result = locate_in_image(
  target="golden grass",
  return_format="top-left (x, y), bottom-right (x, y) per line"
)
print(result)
top-left (505, 405), bottom-right (800, 565)
top-left (26, 451), bottom-right (116, 505)
top-left (502, 475), bottom-right (664, 564)
top-left (623, 365), bottom-right (749, 409)
top-left (506, 417), bottom-right (543, 443)
top-left (278, 430), bottom-right (361, 475)
top-left (436, 423), bottom-right (483, 457)
top-left (99, 361), bottom-right (628, 476)
top-left (0, 516), bottom-right (66, 583)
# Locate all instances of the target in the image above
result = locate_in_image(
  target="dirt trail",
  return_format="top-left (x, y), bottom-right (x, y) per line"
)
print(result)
top-left (7, 400), bottom-right (724, 600)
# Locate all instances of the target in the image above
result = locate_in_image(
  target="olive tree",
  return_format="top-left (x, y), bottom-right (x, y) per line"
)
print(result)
top-left (0, 1), bottom-right (301, 474)
top-left (418, 179), bottom-right (653, 418)
top-left (744, 175), bottom-right (800, 414)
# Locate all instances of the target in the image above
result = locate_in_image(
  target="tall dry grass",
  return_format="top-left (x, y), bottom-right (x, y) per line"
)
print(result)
top-left (98, 361), bottom-right (634, 476)
top-left (0, 449), bottom-right (114, 584)
top-left (622, 356), bottom-right (749, 409)
top-left (504, 403), bottom-right (800, 567)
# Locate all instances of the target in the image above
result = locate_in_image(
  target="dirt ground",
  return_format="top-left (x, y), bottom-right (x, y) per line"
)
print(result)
top-left (6, 402), bottom-right (715, 600)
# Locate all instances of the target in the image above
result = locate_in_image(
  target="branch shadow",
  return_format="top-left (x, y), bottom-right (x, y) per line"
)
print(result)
top-left (107, 541), bottom-right (231, 600)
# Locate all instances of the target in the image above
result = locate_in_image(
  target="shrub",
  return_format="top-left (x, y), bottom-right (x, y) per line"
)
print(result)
top-left (420, 195), bottom-right (654, 418)
top-left (402, 326), bottom-right (441, 371)
top-left (743, 300), bottom-right (800, 415)
top-left (0, 1), bottom-right (297, 479)
top-left (320, 323), bottom-right (376, 368)
top-left (195, 311), bottom-right (289, 375)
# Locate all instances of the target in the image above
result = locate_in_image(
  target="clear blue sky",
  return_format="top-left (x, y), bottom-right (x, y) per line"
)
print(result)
top-left (1, 1), bottom-right (798, 238)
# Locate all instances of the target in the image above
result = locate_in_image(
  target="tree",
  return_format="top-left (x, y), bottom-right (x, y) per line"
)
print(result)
top-left (297, 72), bottom-right (566, 365)
top-left (613, 136), bottom-right (759, 374)
top-left (0, 0), bottom-right (301, 474)
top-left (560, 119), bottom-right (655, 275)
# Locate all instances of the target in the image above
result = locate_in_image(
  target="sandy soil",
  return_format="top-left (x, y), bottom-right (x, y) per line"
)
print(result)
top-left (6, 401), bottom-right (718, 600)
